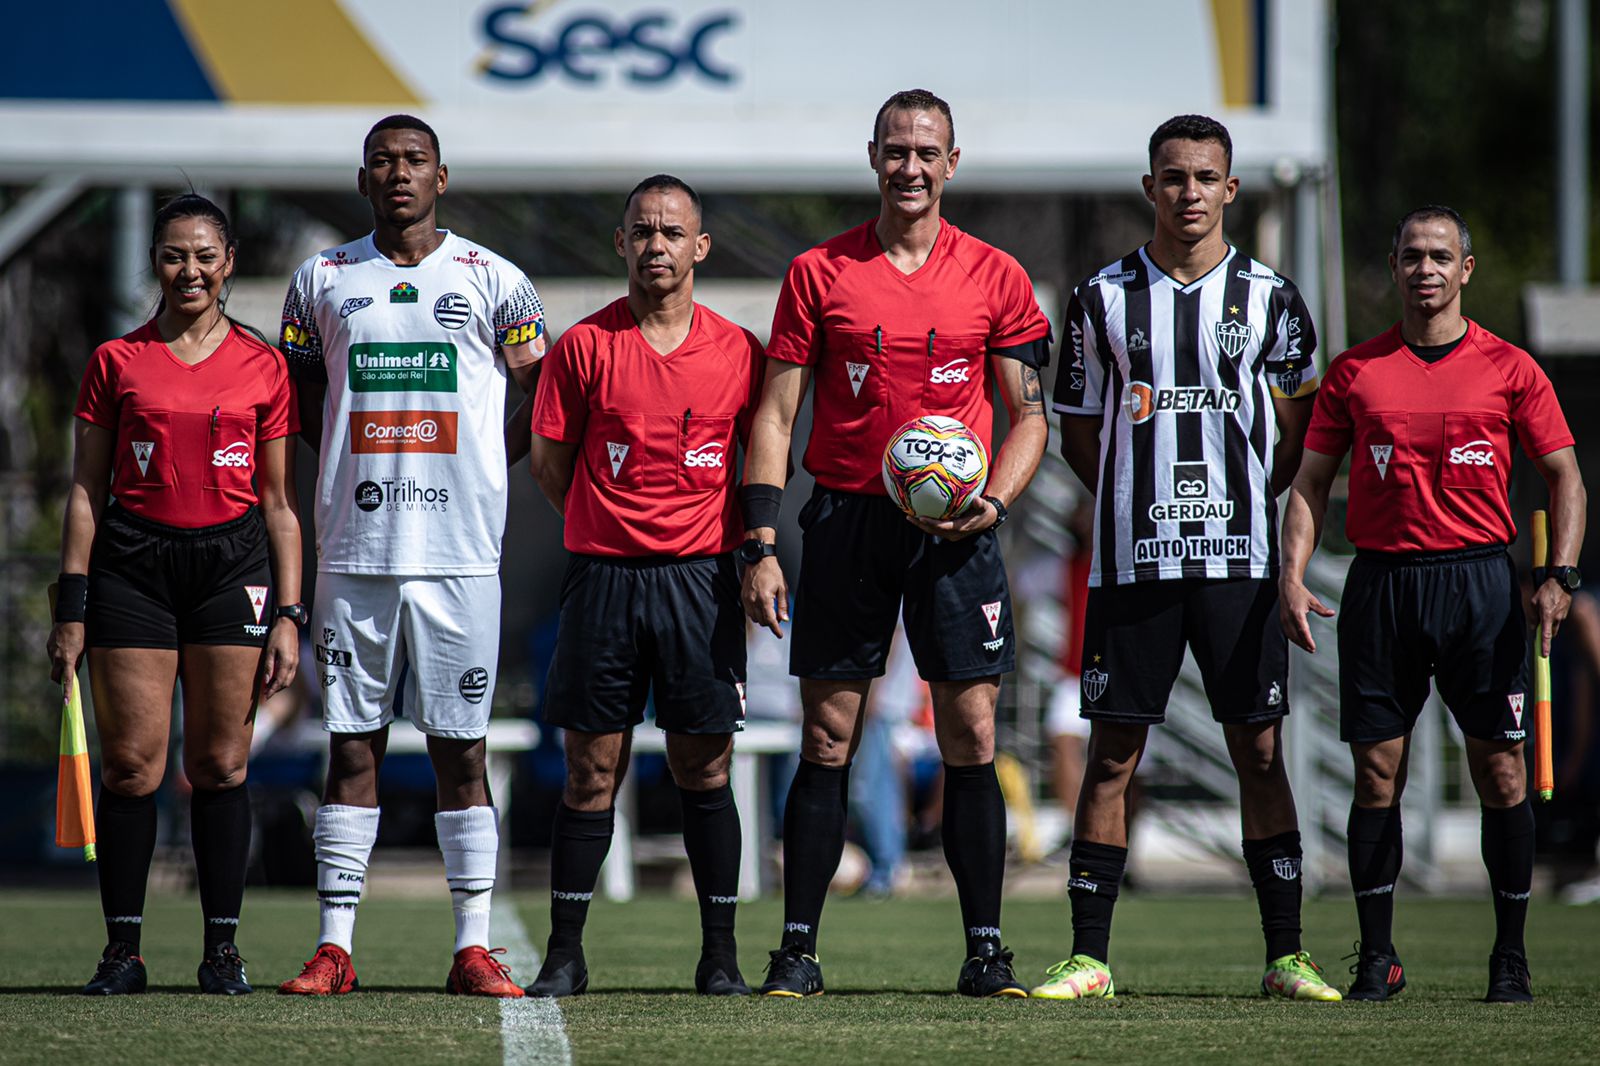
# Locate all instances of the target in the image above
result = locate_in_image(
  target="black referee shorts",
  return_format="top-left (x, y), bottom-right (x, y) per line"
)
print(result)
top-left (1338, 545), bottom-right (1528, 744)
top-left (87, 503), bottom-right (274, 649)
top-left (543, 552), bottom-right (746, 735)
top-left (789, 487), bottom-right (1014, 683)
top-left (1078, 577), bottom-right (1288, 725)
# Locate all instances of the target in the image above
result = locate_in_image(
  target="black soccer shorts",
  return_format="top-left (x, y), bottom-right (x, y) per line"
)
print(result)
top-left (1078, 577), bottom-right (1289, 725)
top-left (788, 487), bottom-right (1015, 683)
top-left (87, 503), bottom-right (274, 649)
top-left (1337, 545), bottom-right (1529, 744)
top-left (542, 552), bottom-right (746, 735)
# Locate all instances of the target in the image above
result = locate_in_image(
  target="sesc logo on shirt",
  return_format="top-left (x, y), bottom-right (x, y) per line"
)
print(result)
top-left (212, 441), bottom-right (251, 467)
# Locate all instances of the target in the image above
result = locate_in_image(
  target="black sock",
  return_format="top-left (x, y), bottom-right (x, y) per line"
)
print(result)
top-left (548, 804), bottom-right (614, 955)
top-left (1481, 800), bottom-right (1534, 956)
top-left (942, 763), bottom-right (1006, 957)
top-left (96, 787), bottom-right (159, 952)
top-left (1347, 805), bottom-right (1402, 955)
top-left (1067, 840), bottom-right (1127, 963)
top-left (1242, 831), bottom-right (1304, 961)
top-left (191, 784), bottom-right (252, 951)
top-left (679, 784), bottom-right (740, 956)
top-left (779, 759), bottom-right (849, 954)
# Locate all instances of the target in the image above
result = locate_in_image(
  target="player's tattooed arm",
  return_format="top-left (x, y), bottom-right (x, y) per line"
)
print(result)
top-left (1019, 366), bottom-right (1045, 416)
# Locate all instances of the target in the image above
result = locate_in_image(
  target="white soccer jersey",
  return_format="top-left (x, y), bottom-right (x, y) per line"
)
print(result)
top-left (280, 231), bottom-right (546, 576)
top-left (1052, 245), bottom-right (1317, 586)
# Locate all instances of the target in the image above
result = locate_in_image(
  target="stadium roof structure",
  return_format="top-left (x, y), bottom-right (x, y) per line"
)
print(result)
top-left (0, 0), bottom-right (1331, 193)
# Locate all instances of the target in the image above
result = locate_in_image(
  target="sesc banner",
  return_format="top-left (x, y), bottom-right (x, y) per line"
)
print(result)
top-left (0, 0), bottom-right (1327, 190)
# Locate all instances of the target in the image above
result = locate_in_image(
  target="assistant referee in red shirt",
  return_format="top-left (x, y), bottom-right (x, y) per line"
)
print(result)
top-left (1280, 205), bottom-right (1587, 1003)
top-left (741, 89), bottom-right (1051, 998)
top-left (526, 175), bottom-right (763, 998)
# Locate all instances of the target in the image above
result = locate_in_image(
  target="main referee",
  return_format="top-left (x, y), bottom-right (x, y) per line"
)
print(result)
top-left (741, 89), bottom-right (1052, 998)
top-left (1281, 205), bottom-right (1586, 1003)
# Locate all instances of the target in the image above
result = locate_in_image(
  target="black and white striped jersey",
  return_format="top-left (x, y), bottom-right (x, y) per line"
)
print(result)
top-left (1053, 245), bottom-right (1317, 586)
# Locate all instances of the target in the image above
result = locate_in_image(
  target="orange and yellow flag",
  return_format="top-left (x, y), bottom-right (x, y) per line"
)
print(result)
top-left (57, 675), bottom-right (96, 861)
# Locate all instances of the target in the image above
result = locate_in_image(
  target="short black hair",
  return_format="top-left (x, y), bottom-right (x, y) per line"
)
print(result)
top-left (363, 114), bottom-right (440, 161)
top-left (1392, 204), bottom-right (1472, 258)
top-left (873, 89), bottom-right (955, 149)
top-left (1148, 114), bottom-right (1233, 173)
top-left (623, 173), bottom-right (702, 225)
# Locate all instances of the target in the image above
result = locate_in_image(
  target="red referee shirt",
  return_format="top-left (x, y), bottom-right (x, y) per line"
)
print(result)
top-left (532, 298), bottom-right (764, 557)
top-left (75, 322), bottom-right (297, 528)
top-left (767, 220), bottom-right (1050, 494)
top-left (1304, 320), bottom-right (1573, 552)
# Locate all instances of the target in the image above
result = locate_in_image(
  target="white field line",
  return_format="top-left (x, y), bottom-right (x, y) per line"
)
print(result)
top-left (492, 898), bottom-right (572, 1066)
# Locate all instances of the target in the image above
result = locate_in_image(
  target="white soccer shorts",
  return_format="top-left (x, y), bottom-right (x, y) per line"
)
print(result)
top-left (313, 573), bottom-right (501, 740)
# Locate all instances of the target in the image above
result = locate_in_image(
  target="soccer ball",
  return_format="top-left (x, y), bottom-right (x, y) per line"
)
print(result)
top-left (881, 415), bottom-right (989, 520)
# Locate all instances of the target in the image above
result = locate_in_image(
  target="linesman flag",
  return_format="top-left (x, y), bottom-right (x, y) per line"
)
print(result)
top-left (57, 674), bottom-right (97, 861)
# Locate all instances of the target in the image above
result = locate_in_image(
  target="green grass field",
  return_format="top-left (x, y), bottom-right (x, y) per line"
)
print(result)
top-left (1, 890), bottom-right (1597, 1065)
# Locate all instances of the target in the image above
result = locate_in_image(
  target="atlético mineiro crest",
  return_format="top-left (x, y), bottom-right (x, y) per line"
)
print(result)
top-left (1082, 667), bottom-right (1108, 703)
top-left (981, 601), bottom-right (1002, 637)
top-left (1370, 444), bottom-right (1393, 480)
top-left (846, 362), bottom-right (870, 397)
top-left (1508, 692), bottom-right (1525, 728)
top-left (1272, 857), bottom-right (1301, 881)
top-left (244, 586), bottom-right (268, 624)
top-left (1215, 319), bottom-right (1251, 360)
top-left (606, 442), bottom-right (629, 477)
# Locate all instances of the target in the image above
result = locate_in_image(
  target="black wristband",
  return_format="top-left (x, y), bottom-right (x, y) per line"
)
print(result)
top-left (56, 573), bottom-right (88, 624)
top-left (739, 483), bottom-right (784, 531)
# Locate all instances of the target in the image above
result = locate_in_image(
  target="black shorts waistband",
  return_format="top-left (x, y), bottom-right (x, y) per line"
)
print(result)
top-left (106, 502), bottom-right (263, 541)
top-left (572, 550), bottom-right (729, 569)
top-left (1355, 543), bottom-right (1508, 566)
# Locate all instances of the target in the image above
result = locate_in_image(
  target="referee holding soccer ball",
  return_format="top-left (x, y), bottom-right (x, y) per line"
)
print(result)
top-left (740, 88), bottom-right (1051, 998)
top-left (1281, 205), bottom-right (1587, 1003)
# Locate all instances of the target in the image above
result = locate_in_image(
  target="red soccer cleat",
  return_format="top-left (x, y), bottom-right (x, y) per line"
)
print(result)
top-left (446, 946), bottom-right (525, 998)
top-left (279, 943), bottom-right (359, 995)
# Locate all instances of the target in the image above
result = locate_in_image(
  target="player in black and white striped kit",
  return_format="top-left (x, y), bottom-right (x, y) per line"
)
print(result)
top-left (1033, 115), bottom-right (1339, 1002)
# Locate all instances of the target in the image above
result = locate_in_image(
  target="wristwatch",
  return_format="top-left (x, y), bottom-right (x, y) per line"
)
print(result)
top-left (736, 540), bottom-right (778, 566)
top-left (1548, 566), bottom-right (1583, 593)
top-left (273, 603), bottom-right (309, 627)
top-left (982, 495), bottom-right (1009, 531)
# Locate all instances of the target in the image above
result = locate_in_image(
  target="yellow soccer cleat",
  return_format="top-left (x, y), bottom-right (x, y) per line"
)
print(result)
top-left (1262, 951), bottom-right (1342, 1001)
top-left (1029, 954), bottom-right (1115, 1000)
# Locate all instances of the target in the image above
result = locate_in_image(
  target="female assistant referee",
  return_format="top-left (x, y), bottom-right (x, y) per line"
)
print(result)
top-left (45, 194), bottom-right (304, 996)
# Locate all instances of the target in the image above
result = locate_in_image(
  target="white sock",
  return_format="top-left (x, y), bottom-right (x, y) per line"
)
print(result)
top-left (314, 804), bottom-right (380, 954)
top-left (437, 806), bottom-right (499, 953)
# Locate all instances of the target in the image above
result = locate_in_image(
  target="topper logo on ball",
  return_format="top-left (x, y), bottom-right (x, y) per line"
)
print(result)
top-left (477, 5), bottom-right (738, 85)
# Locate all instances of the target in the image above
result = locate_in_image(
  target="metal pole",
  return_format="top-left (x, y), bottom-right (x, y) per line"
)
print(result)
top-left (1559, 0), bottom-right (1589, 287)
top-left (113, 186), bottom-right (152, 336)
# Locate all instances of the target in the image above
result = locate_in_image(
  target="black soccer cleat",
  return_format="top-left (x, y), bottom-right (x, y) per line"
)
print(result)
top-left (695, 953), bottom-right (751, 996)
top-left (526, 950), bottom-right (588, 998)
top-left (956, 943), bottom-right (1028, 998)
top-left (82, 941), bottom-right (148, 996)
top-left (1486, 949), bottom-right (1533, 1003)
top-left (198, 941), bottom-right (254, 995)
top-left (759, 944), bottom-right (824, 997)
top-left (1345, 943), bottom-right (1406, 1002)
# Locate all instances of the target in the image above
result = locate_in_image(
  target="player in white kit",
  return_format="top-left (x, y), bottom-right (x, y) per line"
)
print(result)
top-left (276, 115), bottom-right (546, 997)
